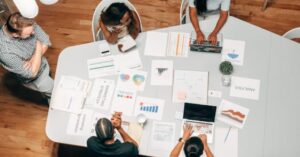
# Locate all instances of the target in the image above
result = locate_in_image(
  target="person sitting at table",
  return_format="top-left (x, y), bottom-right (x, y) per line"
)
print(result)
top-left (87, 112), bottom-right (139, 157)
top-left (170, 124), bottom-right (214, 157)
top-left (189, 0), bottom-right (230, 45)
top-left (99, 2), bottom-right (141, 44)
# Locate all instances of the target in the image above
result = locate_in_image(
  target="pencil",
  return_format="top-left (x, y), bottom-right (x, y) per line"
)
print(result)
top-left (224, 126), bottom-right (232, 143)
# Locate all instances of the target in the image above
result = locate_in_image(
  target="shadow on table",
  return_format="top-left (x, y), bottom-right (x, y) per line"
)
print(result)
top-left (56, 144), bottom-right (151, 157)
top-left (2, 72), bottom-right (48, 105)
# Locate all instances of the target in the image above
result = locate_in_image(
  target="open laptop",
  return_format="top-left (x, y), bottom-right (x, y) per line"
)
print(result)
top-left (182, 102), bottom-right (217, 143)
top-left (190, 33), bottom-right (223, 53)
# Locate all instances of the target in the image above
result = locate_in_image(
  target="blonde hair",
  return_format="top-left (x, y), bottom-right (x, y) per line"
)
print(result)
top-left (6, 12), bottom-right (35, 33)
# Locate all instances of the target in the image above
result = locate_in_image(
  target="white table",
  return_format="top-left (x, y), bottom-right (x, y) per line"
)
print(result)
top-left (46, 16), bottom-right (300, 157)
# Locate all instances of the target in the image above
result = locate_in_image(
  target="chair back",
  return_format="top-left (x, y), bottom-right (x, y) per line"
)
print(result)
top-left (180, 0), bottom-right (189, 24)
top-left (91, 0), bottom-right (143, 41)
top-left (283, 27), bottom-right (300, 40)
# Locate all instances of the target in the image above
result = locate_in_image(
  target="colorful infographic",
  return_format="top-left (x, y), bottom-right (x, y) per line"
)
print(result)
top-left (117, 69), bottom-right (147, 91)
top-left (134, 96), bottom-right (165, 120)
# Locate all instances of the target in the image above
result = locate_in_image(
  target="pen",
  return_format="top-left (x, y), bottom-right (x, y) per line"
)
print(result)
top-left (101, 50), bottom-right (109, 54)
top-left (224, 126), bottom-right (232, 143)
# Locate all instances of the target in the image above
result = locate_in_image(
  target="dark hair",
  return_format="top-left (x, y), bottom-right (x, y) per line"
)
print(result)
top-left (184, 137), bottom-right (204, 157)
top-left (6, 12), bottom-right (34, 34)
top-left (95, 118), bottom-right (114, 143)
top-left (101, 3), bottom-right (131, 26)
top-left (194, 0), bottom-right (207, 15)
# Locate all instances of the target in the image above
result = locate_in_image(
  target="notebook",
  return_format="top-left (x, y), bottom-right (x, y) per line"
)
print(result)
top-left (182, 102), bottom-right (217, 143)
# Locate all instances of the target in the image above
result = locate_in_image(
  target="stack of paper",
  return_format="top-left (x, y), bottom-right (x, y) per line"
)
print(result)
top-left (144, 31), bottom-right (190, 57)
top-left (51, 76), bottom-right (91, 114)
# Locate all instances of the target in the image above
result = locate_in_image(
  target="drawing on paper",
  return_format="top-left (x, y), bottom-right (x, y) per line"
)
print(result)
top-left (217, 99), bottom-right (249, 129)
top-left (221, 109), bottom-right (245, 123)
top-left (157, 68), bottom-right (168, 75)
top-left (120, 74), bottom-right (130, 81)
top-left (227, 49), bottom-right (239, 59)
top-left (132, 74), bottom-right (145, 86)
top-left (139, 102), bottom-right (159, 113)
top-left (153, 123), bottom-right (174, 142)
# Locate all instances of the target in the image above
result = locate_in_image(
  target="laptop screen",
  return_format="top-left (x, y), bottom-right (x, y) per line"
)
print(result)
top-left (183, 103), bottom-right (217, 122)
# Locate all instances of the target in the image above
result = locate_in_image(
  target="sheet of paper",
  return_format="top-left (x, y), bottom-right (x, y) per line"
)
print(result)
top-left (217, 99), bottom-right (250, 129)
top-left (113, 49), bottom-right (142, 71)
top-left (51, 76), bottom-right (91, 114)
top-left (98, 41), bottom-right (110, 55)
top-left (173, 70), bottom-right (208, 104)
top-left (144, 31), bottom-right (168, 56)
top-left (149, 121), bottom-right (176, 153)
top-left (117, 35), bottom-right (136, 52)
top-left (111, 88), bottom-right (137, 116)
top-left (117, 69), bottom-right (147, 91)
top-left (222, 39), bottom-right (245, 65)
top-left (57, 76), bottom-right (91, 94)
top-left (166, 32), bottom-right (190, 57)
top-left (151, 60), bottom-right (173, 86)
top-left (134, 96), bottom-right (165, 120)
top-left (214, 127), bottom-right (238, 157)
top-left (67, 109), bottom-right (95, 136)
top-left (128, 123), bottom-right (143, 145)
top-left (85, 79), bottom-right (115, 110)
top-left (230, 76), bottom-right (260, 100)
top-left (87, 56), bottom-right (116, 78)
top-left (52, 89), bottom-right (86, 114)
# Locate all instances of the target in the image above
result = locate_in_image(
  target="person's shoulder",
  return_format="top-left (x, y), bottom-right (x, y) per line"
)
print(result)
top-left (120, 142), bottom-right (138, 151)
top-left (87, 136), bottom-right (101, 147)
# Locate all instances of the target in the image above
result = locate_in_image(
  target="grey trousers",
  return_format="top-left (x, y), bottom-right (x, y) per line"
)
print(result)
top-left (23, 64), bottom-right (54, 102)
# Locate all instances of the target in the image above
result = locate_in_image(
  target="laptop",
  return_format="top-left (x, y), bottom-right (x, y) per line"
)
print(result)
top-left (190, 33), bottom-right (223, 53)
top-left (182, 102), bottom-right (217, 143)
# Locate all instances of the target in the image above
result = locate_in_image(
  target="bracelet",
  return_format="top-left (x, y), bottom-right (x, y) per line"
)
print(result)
top-left (178, 138), bottom-right (186, 144)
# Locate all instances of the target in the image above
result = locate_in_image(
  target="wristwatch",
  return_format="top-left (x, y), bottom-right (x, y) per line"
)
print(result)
top-left (178, 137), bottom-right (186, 144)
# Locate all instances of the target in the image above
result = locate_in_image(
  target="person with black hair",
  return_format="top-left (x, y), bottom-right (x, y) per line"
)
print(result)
top-left (87, 112), bottom-right (139, 157)
top-left (170, 124), bottom-right (214, 157)
top-left (99, 2), bottom-right (141, 44)
top-left (189, 0), bottom-right (230, 45)
top-left (0, 12), bottom-right (53, 102)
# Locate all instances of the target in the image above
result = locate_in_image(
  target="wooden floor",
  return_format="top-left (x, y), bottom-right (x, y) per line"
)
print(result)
top-left (0, 0), bottom-right (299, 157)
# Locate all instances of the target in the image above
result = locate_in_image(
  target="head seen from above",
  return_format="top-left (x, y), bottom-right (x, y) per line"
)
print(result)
top-left (184, 137), bottom-right (204, 157)
top-left (6, 12), bottom-right (35, 39)
top-left (95, 118), bottom-right (114, 143)
top-left (101, 3), bottom-right (132, 26)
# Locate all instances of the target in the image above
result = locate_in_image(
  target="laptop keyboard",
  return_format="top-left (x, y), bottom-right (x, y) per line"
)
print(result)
top-left (185, 121), bottom-right (213, 134)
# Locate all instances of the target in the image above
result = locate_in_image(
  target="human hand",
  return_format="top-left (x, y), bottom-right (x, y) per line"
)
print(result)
top-left (110, 29), bottom-right (121, 44)
top-left (111, 112), bottom-right (122, 130)
top-left (196, 31), bottom-right (205, 44)
top-left (118, 44), bottom-right (124, 52)
top-left (23, 60), bottom-right (32, 70)
top-left (199, 134), bottom-right (208, 146)
top-left (182, 123), bottom-right (194, 141)
top-left (208, 32), bottom-right (218, 45)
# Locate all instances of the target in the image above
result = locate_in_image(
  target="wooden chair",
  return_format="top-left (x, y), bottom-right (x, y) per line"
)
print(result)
top-left (262, 0), bottom-right (270, 11)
